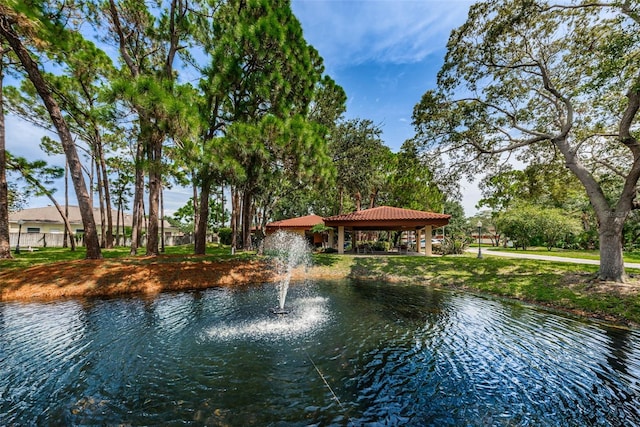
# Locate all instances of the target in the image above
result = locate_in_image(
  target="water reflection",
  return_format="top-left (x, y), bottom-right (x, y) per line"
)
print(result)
top-left (0, 280), bottom-right (639, 426)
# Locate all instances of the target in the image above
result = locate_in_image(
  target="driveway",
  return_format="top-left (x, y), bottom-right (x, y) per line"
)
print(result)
top-left (467, 248), bottom-right (640, 270)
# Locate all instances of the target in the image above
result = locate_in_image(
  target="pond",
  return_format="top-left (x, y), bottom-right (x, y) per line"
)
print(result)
top-left (1, 279), bottom-right (639, 426)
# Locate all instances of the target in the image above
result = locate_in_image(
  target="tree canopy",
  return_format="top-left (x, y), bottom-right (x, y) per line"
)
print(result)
top-left (0, 0), bottom-right (446, 262)
top-left (412, 0), bottom-right (640, 282)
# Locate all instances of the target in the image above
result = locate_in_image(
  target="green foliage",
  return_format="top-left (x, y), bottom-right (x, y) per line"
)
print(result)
top-left (218, 227), bottom-right (233, 246)
top-left (478, 163), bottom-right (586, 212)
top-left (328, 118), bottom-right (389, 211)
top-left (226, 114), bottom-right (334, 195)
top-left (386, 139), bottom-right (443, 211)
top-left (443, 199), bottom-right (466, 235)
top-left (7, 182), bottom-right (26, 212)
top-left (172, 197), bottom-right (228, 233)
top-left (6, 154), bottom-right (63, 198)
top-left (538, 209), bottom-right (582, 250)
top-left (440, 235), bottom-right (471, 255)
top-left (308, 75), bottom-right (347, 129)
top-left (210, 0), bottom-right (323, 121)
top-left (497, 203), bottom-right (581, 250)
top-left (310, 223), bottom-right (331, 234)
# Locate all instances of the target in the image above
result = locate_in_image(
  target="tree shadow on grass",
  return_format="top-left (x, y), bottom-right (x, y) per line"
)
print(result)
top-left (347, 254), bottom-right (531, 288)
top-left (311, 253), bottom-right (343, 267)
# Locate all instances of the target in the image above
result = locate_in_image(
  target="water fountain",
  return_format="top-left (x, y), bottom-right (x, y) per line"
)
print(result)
top-left (262, 230), bottom-right (311, 315)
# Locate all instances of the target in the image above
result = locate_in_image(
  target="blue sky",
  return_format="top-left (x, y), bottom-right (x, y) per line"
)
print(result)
top-left (292, 0), bottom-right (473, 151)
top-left (291, 0), bottom-right (479, 213)
top-left (6, 0), bottom-right (481, 216)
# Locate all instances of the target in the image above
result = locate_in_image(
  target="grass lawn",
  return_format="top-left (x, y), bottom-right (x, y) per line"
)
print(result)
top-left (0, 244), bottom-right (246, 272)
top-left (1, 245), bottom-right (639, 326)
top-left (479, 246), bottom-right (640, 263)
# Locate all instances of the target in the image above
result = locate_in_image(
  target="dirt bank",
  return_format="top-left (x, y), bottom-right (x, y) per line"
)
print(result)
top-left (0, 257), bottom-right (277, 301)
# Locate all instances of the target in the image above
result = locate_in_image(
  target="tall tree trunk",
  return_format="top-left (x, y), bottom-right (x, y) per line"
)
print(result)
top-left (146, 131), bottom-right (162, 255)
top-left (160, 183), bottom-right (165, 253)
top-left (63, 161), bottom-right (69, 248)
top-left (0, 51), bottom-right (11, 259)
top-left (96, 134), bottom-right (114, 248)
top-left (558, 126), bottom-right (635, 283)
top-left (129, 140), bottom-right (144, 255)
top-left (195, 178), bottom-right (211, 255)
top-left (192, 178), bottom-right (199, 234)
top-left (116, 199), bottom-right (121, 246)
top-left (96, 157), bottom-right (106, 248)
top-left (231, 187), bottom-right (239, 251)
top-left (369, 189), bottom-right (377, 209)
top-left (121, 206), bottom-right (126, 247)
top-left (220, 186), bottom-right (226, 228)
top-left (242, 189), bottom-right (252, 250)
top-left (0, 20), bottom-right (101, 259)
top-left (598, 216), bottom-right (627, 282)
top-left (89, 156), bottom-right (94, 209)
top-left (140, 197), bottom-right (146, 244)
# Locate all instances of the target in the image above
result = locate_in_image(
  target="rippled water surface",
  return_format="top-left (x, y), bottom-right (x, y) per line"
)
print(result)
top-left (1, 280), bottom-right (639, 426)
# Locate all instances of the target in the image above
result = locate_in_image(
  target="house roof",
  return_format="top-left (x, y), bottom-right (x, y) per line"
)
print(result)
top-left (265, 214), bottom-right (324, 230)
top-left (323, 206), bottom-right (450, 230)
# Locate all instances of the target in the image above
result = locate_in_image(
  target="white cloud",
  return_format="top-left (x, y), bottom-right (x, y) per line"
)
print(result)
top-left (5, 114), bottom-right (61, 163)
top-left (292, 0), bottom-right (473, 70)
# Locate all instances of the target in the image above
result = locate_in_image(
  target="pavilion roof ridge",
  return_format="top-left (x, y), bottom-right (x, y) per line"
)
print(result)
top-left (323, 205), bottom-right (451, 222)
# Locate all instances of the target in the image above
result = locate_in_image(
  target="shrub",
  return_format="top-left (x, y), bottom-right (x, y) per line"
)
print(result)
top-left (372, 241), bottom-right (389, 251)
top-left (218, 227), bottom-right (233, 245)
top-left (440, 235), bottom-right (471, 255)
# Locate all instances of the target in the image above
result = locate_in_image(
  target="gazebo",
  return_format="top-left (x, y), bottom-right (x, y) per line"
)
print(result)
top-left (323, 206), bottom-right (451, 256)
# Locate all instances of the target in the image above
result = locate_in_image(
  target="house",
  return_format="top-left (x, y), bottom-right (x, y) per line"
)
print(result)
top-left (265, 214), bottom-right (325, 247)
top-left (8, 205), bottom-right (182, 248)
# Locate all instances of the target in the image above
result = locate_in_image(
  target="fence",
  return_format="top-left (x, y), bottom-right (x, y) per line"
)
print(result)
top-left (8, 232), bottom-right (196, 249)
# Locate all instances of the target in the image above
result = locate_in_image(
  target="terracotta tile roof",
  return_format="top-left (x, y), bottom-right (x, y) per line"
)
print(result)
top-left (266, 214), bottom-right (325, 229)
top-left (324, 206), bottom-right (450, 222)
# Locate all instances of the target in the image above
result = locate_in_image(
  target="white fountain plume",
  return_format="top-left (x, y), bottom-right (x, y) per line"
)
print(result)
top-left (263, 230), bottom-right (312, 314)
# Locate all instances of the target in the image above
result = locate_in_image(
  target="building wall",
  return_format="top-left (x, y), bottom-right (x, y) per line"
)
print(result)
top-left (10, 221), bottom-right (181, 238)
top-left (8, 232), bottom-right (193, 249)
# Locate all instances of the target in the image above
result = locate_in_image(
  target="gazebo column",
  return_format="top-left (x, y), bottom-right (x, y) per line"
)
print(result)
top-left (338, 226), bottom-right (345, 254)
top-left (425, 225), bottom-right (432, 256)
top-left (328, 229), bottom-right (335, 249)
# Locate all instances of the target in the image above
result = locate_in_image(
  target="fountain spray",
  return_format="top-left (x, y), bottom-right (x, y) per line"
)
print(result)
top-left (263, 230), bottom-right (311, 315)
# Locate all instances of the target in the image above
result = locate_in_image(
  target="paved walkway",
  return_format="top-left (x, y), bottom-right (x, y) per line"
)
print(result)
top-left (467, 248), bottom-right (640, 269)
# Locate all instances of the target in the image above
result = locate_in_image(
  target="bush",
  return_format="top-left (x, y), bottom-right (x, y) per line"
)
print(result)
top-left (218, 227), bottom-right (233, 245)
top-left (372, 241), bottom-right (389, 251)
top-left (440, 235), bottom-right (471, 255)
top-left (496, 203), bottom-right (581, 250)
